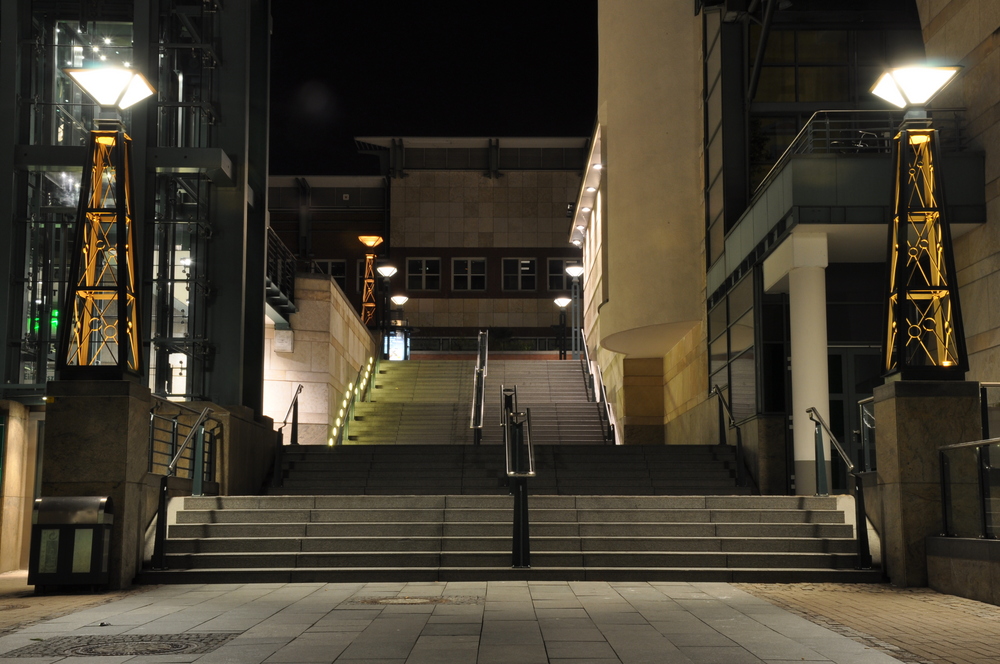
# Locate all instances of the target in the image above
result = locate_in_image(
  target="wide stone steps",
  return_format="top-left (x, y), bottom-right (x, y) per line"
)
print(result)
top-left (139, 494), bottom-right (880, 584)
top-left (349, 358), bottom-right (606, 446)
top-left (268, 444), bottom-right (751, 496)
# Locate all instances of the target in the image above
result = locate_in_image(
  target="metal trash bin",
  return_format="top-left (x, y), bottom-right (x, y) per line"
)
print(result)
top-left (28, 496), bottom-right (114, 588)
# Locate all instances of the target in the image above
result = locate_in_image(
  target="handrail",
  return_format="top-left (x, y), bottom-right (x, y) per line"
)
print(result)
top-left (805, 407), bottom-right (853, 473)
top-left (857, 396), bottom-right (875, 472)
top-left (165, 406), bottom-right (213, 477)
top-left (711, 385), bottom-right (747, 487)
top-left (336, 354), bottom-right (376, 445)
top-left (939, 437), bottom-right (998, 539)
top-left (979, 382), bottom-right (1000, 439)
top-left (752, 108), bottom-right (967, 199)
top-left (501, 384), bottom-right (534, 569)
top-left (152, 405), bottom-right (212, 570)
top-left (580, 328), bottom-right (595, 402)
top-left (580, 326), bottom-right (617, 444)
top-left (280, 384), bottom-right (304, 431)
top-left (805, 405), bottom-right (873, 570)
top-left (470, 330), bottom-right (489, 444)
top-left (939, 436), bottom-right (1000, 452)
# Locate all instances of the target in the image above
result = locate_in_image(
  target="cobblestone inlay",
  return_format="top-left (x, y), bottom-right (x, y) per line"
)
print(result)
top-left (736, 583), bottom-right (998, 664)
top-left (3, 633), bottom-right (238, 658)
top-left (351, 596), bottom-right (484, 606)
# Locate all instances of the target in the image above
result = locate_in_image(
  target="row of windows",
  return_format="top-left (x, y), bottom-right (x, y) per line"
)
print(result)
top-left (314, 258), bottom-right (579, 293)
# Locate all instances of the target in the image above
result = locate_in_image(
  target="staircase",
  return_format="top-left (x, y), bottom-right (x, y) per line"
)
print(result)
top-left (347, 360), bottom-right (473, 445)
top-left (139, 356), bottom-right (882, 586)
top-left (346, 359), bottom-right (608, 447)
top-left (268, 444), bottom-right (751, 496)
top-left (481, 360), bottom-right (607, 445)
top-left (139, 493), bottom-right (879, 584)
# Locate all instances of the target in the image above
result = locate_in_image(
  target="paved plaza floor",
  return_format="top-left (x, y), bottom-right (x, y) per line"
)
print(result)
top-left (0, 573), bottom-right (997, 663)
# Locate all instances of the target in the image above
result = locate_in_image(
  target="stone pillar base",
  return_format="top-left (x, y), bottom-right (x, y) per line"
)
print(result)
top-left (42, 380), bottom-right (152, 590)
top-left (873, 380), bottom-right (981, 587)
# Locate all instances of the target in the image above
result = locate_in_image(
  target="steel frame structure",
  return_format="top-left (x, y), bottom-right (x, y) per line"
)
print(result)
top-left (58, 121), bottom-right (141, 379)
top-left (883, 125), bottom-right (968, 379)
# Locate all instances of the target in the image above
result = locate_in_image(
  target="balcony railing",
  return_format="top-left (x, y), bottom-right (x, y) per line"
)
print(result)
top-left (754, 109), bottom-right (967, 198)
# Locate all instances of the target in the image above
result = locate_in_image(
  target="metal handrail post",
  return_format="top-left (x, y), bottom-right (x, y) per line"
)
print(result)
top-left (290, 398), bottom-right (299, 446)
top-left (814, 419), bottom-right (829, 497)
top-left (977, 446), bottom-right (990, 538)
top-left (734, 426), bottom-right (746, 488)
top-left (717, 393), bottom-right (726, 447)
top-left (853, 471), bottom-right (873, 568)
top-left (940, 450), bottom-right (952, 535)
top-left (192, 425), bottom-right (205, 497)
top-left (981, 385), bottom-right (991, 439)
top-left (151, 474), bottom-right (169, 570)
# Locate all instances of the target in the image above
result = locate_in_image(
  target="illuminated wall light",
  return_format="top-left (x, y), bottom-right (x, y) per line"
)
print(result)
top-left (572, 239), bottom-right (582, 246)
top-left (338, 408), bottom-right (344, 418)
top-left (576, 225), bottom-right (585, 231)
top-left (335, 417), bottom-right (342, 426)
top-left (592, 163), bottom-right (603, 170)
top-left (327, 437), bottom-right (334, 446)
top-left (581, 207), bottom-right (591, 212)
top-left (342, 399), bottom-right (348, 408)
top-left (586, 187), bottom-right (597, 193)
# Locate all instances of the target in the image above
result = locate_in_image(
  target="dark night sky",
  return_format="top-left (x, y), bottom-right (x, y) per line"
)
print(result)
top-left (268, 1), bottom-right (599, 175)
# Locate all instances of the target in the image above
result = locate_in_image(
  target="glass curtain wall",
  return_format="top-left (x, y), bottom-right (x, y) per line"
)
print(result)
top-left (9, 1), bottom-right (219, 400)
top-left (150, 0), bottom-right (218, 399)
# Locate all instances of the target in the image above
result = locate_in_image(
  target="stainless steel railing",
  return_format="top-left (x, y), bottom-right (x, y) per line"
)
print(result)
top-left (806, 407), bottom-right (873, 569)
top-left (470, 330), bottom-right (489, 444)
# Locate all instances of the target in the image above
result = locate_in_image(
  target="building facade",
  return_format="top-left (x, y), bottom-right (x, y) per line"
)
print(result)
top-left (270, 138), bottom-right (587, 355)
top-left (577, 0), bottom-right (991, 495)
top-left (0, 0), bottom-right (274, 572)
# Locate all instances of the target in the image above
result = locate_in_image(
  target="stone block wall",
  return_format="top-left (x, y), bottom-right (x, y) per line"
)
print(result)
top-left (264, 273), bottom-right (378, 445)
top-left (0, 400), bottom-right (34, 573)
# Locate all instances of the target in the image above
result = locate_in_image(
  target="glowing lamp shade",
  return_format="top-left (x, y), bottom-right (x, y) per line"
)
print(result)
top-left (554, 297), bottom-right (572, 308)
top-left (565, 265), bottom-right (585, 278)
top-left (65, 67), bottom-right (155, 110)
top-left (358, 235), bottom-right (384, 248)
top-left (390, 295), bottom-right (409, 306)
top-left (870, 66), bottom-right (960, 108)
top-left (376, 265), bottom-right (397, 278)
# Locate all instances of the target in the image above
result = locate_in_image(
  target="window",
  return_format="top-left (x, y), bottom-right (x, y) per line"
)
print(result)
top-left (503, 258), bottom-right (536, 291)
top-left (407, 258), bottom-right (441, 290)
top-left (453, 258), bottom-right (486, 291)
top-left (547, 259), bottom-right (579, 291)
top-left (314, 260), bottom-right (346, 291)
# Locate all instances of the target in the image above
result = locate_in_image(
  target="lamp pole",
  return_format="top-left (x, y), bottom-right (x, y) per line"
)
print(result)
top-left (554, 298), bottom-right (570, 360)
top-left (565, 265), bottom-right (584, 361)
top-left (376, 265), bottom-right (397, 358)
top-left (871, 66), bottom-right (968, 379)
top-left (56, 67), bottom-right (155, 380)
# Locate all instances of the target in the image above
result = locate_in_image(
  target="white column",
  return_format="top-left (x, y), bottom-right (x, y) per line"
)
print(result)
top-left (763, 233), bottom-right (830, 495)
top-left (788, 264), bottom-right (830, 495)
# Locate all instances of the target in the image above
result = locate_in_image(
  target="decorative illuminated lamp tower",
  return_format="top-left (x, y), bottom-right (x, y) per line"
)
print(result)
top-left (871, 65), bottom-right (968, 379)
top-left (358, 235), bottom-right (384, 326)
top-left (56, 67), bottom-right (155, 380)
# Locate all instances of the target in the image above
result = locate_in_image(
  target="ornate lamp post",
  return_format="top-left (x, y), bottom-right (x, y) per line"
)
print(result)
top-left (56, 67), bottom-right (155, 380)
top-left (358, 235), bottom-right (383, 326)
top-left (871, 65), bottom-right (967, 379)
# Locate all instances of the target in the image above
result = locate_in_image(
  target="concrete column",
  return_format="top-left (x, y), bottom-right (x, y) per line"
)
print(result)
top-left (788, 265), bottom-right (831, 495)
top-left (764, 233), bottom-right (830, 495)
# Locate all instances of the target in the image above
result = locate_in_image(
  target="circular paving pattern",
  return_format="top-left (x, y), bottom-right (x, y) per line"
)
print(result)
top-left (2, 633), bottom-right (238, 658)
